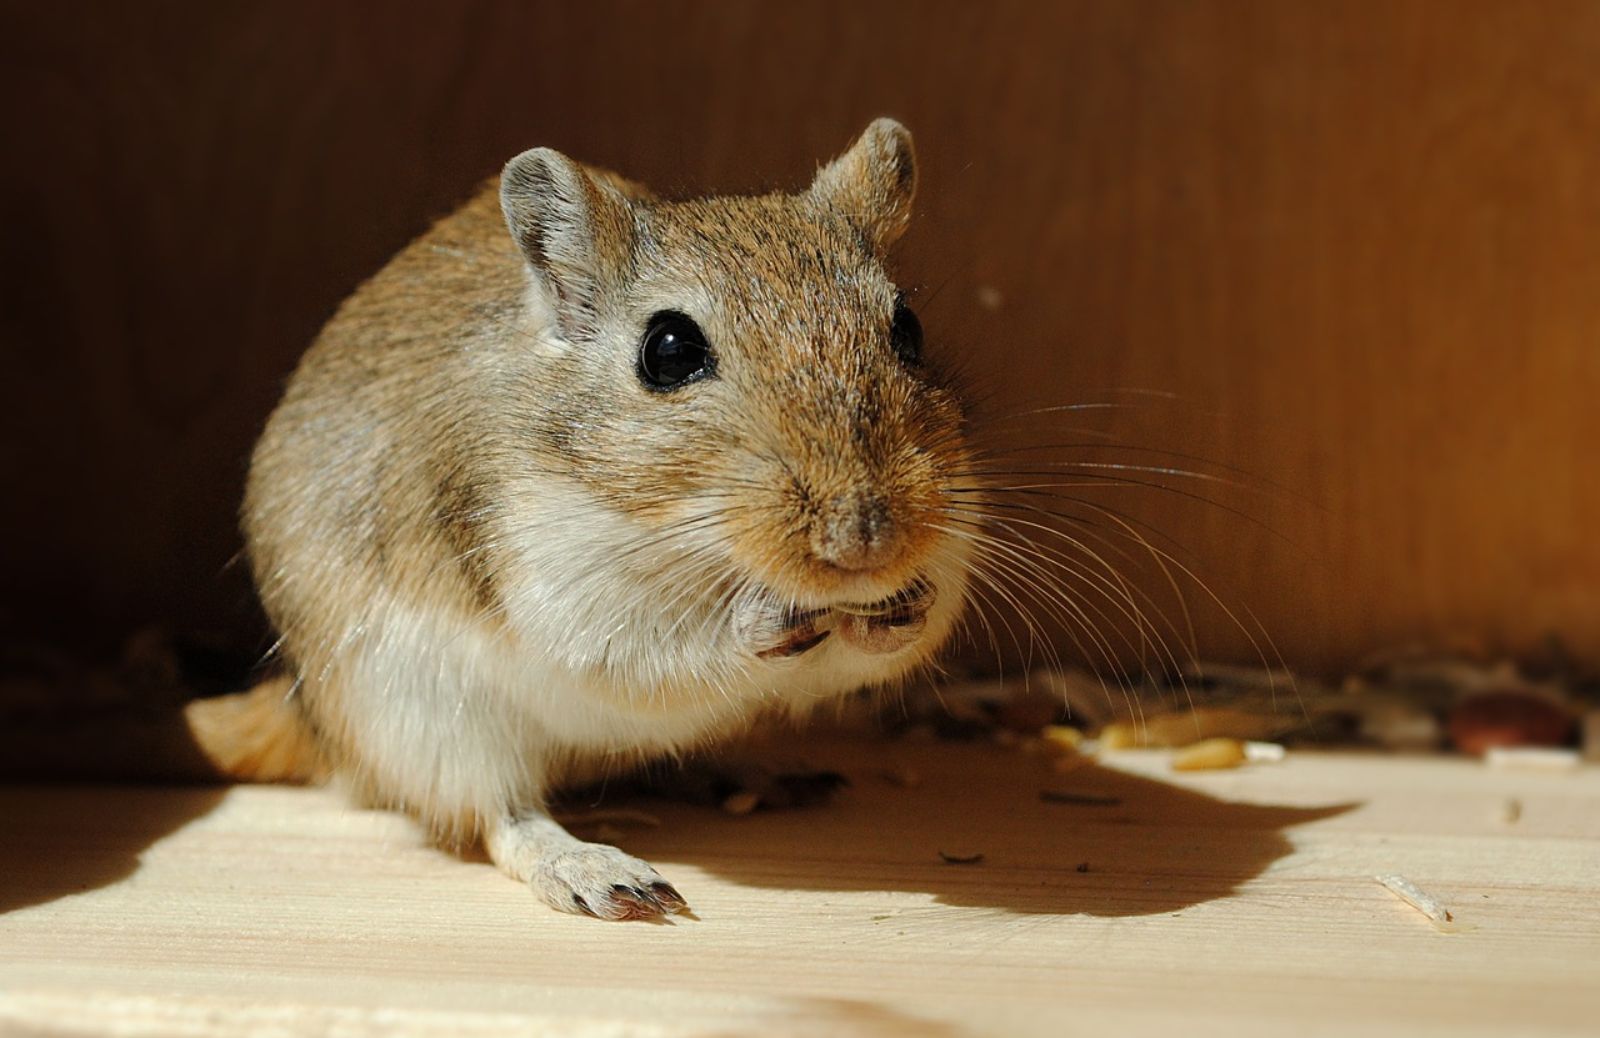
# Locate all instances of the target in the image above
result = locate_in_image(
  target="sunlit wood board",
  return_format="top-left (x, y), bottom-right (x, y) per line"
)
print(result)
top-left (3, 739), bottom-right (1597, 1037)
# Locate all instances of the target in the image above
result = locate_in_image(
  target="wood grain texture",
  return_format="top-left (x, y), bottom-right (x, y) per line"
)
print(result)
top-left (1, 1), bottom-right (1597, 672)
top-left (3, 738), bottom-right (1598, 1036)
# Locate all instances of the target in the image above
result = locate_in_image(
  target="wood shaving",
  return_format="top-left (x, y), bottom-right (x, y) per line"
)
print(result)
top-left (1375, 874), bottom-right (1454, 930)
top-left (1484, 746), bottom-right (1581, 772)
top-left (1243, 741), bottom-right (1286, 763)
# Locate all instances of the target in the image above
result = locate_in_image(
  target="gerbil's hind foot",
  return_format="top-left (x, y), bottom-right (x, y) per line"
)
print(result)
top-left (486, 810), bottom-right (687, 921)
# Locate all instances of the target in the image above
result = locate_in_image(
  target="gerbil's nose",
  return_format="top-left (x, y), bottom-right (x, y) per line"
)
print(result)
top-left (810, 492), bottom-right (903, 572)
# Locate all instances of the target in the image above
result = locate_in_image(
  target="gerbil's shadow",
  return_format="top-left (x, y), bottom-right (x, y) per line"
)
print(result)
top-left (572, 737), bottom-right (1354, 917)
top-left (0, 784), bottom-right (226, 915)
top-left (0, 709), bottom-right (234, 915)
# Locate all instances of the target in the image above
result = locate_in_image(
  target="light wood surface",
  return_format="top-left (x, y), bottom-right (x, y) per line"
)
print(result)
top-left (3, 1), bottom-right (1599, 673)
top-left (4, 738), bottom-right (1597, 1037)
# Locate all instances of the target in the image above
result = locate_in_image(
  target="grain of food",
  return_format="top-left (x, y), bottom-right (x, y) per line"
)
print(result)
top-left (1171, 737), bottom-right (1248, 771)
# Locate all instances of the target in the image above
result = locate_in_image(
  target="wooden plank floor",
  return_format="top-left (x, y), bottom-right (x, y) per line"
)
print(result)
top-left (2, 737), bottom-right (1597, 1037)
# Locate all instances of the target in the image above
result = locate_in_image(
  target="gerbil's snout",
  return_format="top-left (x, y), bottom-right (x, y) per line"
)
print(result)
top-left (809, 491), bottom-right (903, 573)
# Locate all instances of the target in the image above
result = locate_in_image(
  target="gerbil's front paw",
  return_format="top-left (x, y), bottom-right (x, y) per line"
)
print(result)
top-left (487, 809), bottom-right (688, 921)
top-left (532, 843), bottom-right (688, 921)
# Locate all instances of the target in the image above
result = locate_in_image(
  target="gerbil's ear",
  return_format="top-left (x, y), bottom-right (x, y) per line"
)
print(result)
top-left (809, 118), bottom-right (918, 253)
top-left (500, 147), bottom-right (635, 340)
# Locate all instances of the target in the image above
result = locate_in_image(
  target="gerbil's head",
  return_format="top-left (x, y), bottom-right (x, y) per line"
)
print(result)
top-left (498, 119), bottom-right (973, 679)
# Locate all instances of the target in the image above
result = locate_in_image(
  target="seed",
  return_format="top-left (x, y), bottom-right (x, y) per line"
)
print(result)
top-left (720, 791), bottom-right (761, 815)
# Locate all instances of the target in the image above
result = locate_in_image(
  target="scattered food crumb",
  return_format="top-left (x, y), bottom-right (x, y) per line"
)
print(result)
top-left (1500, 797), bottom-right (1522, 824)
top-left (1376, 874), bottom-right (1454, 930)
top-left (1484, 746), bottom-right (1581, 772)
top-left (1076, 862), bottom-right (1090, 873)
top-left (1039, 790), bottom-right (1121, 806)
top-left (1172, 737), bottom-right (1248, 771)
top-left (938, 850), bottom-right (985, 865)
top-left (720, 791), bottom-right (761, 815)
top-left (1243, 740), bottom-right (1286, 763)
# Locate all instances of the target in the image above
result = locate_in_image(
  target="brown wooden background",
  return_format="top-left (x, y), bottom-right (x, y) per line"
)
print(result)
top-left (2, 0), bottom-right (1596, 676)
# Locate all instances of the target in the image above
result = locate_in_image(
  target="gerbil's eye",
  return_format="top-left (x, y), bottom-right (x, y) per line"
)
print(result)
top-left (890, 299), bottom-right (923, 366)
top-left (638, 311), bottom-right (714, 390)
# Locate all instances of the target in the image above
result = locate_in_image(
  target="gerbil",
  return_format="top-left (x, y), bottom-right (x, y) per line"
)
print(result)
top-left (222, 119), bottom-right (977, 920)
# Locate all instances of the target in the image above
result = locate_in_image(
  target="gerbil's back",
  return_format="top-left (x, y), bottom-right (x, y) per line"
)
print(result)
top-left (242, 186), bottom-right (522, 648)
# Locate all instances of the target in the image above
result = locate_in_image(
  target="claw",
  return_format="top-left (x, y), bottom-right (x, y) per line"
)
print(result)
top-left (650, 881), bottom-right (689, 913)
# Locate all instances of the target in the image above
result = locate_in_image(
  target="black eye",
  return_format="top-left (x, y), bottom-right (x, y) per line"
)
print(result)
top-left (890, 299), bottom-right (922, 365)
top-left (638, 311), bottom-right (714, 390)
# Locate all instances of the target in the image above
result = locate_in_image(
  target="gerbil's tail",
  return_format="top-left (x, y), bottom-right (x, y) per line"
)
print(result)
top-left (180, 675), bottom-right (327, 782)
top-left (0, 675), bottom-right (326, 784)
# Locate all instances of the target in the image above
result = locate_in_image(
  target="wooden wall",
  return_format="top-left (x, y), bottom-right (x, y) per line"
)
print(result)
top-left (3, 0), bottom-right (1596, 674)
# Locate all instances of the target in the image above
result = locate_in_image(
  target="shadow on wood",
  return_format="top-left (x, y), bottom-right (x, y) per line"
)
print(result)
top-left (0, 784), bottom-right (227, 916)
top-left (561, 739), bottom-right (1355, 918)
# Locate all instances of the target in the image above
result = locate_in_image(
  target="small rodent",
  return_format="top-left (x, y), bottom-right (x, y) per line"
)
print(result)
top-left (218, 119), bottom-right (976, 920)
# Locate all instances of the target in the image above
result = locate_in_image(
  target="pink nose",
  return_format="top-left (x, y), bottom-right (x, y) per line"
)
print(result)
top-left (810, 493), bottom-right (902, 572)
